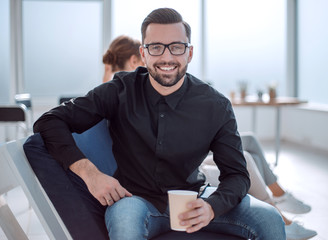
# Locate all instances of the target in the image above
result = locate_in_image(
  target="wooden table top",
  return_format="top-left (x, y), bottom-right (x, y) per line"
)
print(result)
top-left (231, 96), bottom-right (307, 107)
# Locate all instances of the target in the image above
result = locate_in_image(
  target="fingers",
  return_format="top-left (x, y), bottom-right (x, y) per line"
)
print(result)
top-left (105, 197), bottom-right (114, 206)
top-left (179, 199), bottom-right (204, 219)
top-left (110, 190), bottom-right (121, 202)
top-left (105, 186), bottom-right (132, 203)
top-left (100, 191), bottom-right (124, 206)
top-left (101, 182), bottom-right (133, 206)
top-left (99, 197), bottom-right (108, 206)
top-left (98, 192), bottom-right (112, 206)
top-left (116, 186), bottom-right (133, 198)
top-left (87, 173), bottom-right (133, 206)
top-left (178, 199), bottom-right (214, 233)
top-left (124, 188), bottom-right (133, 197)
top-left (182, 206), bottom-right (204, 220)
top-left (186, 221), bottom-right (205, 233)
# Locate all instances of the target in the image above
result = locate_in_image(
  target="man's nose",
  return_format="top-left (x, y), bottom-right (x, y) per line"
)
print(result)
top-left (160, 46), bottom-right (174, 59)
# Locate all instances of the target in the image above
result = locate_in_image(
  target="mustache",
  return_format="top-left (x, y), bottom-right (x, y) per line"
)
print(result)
top-left (155, 61), bottom-right (179, 66)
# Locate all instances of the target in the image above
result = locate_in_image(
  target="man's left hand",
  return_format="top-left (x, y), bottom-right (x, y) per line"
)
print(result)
top-left (178, 198), bottom-right (215, 233)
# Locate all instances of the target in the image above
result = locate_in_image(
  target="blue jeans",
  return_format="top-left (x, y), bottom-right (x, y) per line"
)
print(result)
top-left (104, 194), bottom-right (286, 240)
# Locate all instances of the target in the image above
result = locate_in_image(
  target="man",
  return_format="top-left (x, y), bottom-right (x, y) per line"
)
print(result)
top-left (34, 8), bottom-right (285, 239)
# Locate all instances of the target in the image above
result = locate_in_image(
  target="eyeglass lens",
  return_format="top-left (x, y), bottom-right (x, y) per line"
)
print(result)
top-left (148, 43), bottom-right (187, 56)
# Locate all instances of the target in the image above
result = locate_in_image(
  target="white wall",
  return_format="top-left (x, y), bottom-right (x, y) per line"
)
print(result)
top-left (282, 106), bottom-right (328, 150)
top-left (234, 106), bottom-right (276, 139)
top-left (234, 105), bottom-right (328, 152)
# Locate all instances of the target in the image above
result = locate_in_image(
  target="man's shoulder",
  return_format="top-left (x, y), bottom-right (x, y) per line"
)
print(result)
top-left (92, 68), bottom-right (147, 96)
top-left (186, 73), bottom-right (228, 104)
top-left (114, 66), bottom-right (148, 80)
top-left (110, 67), bottom-right (148, 87)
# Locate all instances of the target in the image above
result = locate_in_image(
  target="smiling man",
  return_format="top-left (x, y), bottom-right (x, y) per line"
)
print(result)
top-left (141, 22), bottom-right (192, 91)
top-left (34, 8), bottom-right (285, 240)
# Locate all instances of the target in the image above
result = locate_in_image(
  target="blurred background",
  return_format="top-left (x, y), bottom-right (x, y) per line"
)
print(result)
top-left (1, 1), bottom-right (328, 239)
top-left (1, 0), bottom-right (327, 149)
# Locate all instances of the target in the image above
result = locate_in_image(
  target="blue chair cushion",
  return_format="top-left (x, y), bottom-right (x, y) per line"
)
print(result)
top-left (72, 119), bottom-right (117, 176)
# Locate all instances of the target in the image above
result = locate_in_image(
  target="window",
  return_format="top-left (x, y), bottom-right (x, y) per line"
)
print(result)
top-left (22, 0), bottom-right (103, 99)
top-left (298, 0), bottom-right (328, 104)
top-left (0, 0), bottom-right (10, 104)
top-left (206, 0), bottom-right (286, 98)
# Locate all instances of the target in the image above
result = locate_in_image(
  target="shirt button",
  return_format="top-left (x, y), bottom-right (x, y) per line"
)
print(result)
top-left (159, 140), bottom-right (163, 145)
top-left (160, 113), bottom-right (165, 118)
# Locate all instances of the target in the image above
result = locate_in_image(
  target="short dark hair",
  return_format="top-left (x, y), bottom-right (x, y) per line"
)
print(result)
top-left (141, 8), bottom-right (191, 44)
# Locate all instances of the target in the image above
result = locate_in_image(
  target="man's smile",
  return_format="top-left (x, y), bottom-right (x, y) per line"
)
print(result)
top-left (156, 63), bottom-right (178, 73)
top-left (157, 66), bottom-right (176, 71)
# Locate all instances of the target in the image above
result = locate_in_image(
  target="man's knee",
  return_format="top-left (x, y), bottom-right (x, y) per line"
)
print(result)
top-left (248, 196), bottom-right (286, 239)
top-left (105, 196), bottom-right (150, 239)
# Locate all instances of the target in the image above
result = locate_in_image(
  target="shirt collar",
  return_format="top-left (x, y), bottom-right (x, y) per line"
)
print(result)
top-left (146, 75), bottom-right (188, 109)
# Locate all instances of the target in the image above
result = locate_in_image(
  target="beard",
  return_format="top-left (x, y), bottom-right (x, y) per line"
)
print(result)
top-left (148, 62), bottom-right (188, 87)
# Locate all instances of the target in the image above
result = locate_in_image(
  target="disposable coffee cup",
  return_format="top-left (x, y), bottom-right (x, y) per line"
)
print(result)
top-left (168, 190), bottom-right (198, 231)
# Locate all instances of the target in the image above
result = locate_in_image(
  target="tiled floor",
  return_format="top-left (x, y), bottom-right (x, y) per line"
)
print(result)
top-left (262, 140), bottom-right (328, 240)
top-left (0, 140), bottom-right (327, 240)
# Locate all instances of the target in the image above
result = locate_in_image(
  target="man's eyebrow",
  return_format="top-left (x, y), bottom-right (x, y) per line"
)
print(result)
top-left (146, 41), bottom-right (185, 45)
top-left (146, 42), bottom-right (162, 45)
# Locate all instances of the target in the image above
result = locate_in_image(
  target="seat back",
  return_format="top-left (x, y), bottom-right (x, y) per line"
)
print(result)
top-left (15, 93), bottom-right (32, 109)
top-left (0, 105), bottom-right (29, 142)
top-left (15, 93), bottom-right (34, 131)
top-left (0, 105), bottom-right (26, 122)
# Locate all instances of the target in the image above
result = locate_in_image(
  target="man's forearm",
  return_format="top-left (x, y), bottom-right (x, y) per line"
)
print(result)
top-left (69, 158), bottom-right (100, 182)
top-left (69, 158), bottom-right (133, 206)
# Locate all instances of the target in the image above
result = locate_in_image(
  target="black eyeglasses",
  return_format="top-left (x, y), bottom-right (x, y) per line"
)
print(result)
top-left (143, 42), bottom-right (191, 56)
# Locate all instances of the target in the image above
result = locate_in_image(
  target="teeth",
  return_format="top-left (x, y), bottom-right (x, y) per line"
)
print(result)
top-left (159, 66), bottom-right (175, 71)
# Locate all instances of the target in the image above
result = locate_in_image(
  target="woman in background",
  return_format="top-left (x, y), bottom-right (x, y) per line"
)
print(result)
top-left (102, 35), bottom-right (144, 83)
top-left (240, 132), bottom-right (311, 214)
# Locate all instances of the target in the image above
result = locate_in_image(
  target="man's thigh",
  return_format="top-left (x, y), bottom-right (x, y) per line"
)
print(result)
top-left (67, 170), bottom-right (109, 239)
top-left (105, 196), bottom-right (171, 240)
top-left (203, 195), bottom-right (285, 240)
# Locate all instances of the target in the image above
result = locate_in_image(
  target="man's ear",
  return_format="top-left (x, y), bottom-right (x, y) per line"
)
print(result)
top-left (139, 45), bottom-right (145, 58)
top-left (187, 45), bottom-right (193, 63)
top-left (139, 46), bottom-right (147, 67)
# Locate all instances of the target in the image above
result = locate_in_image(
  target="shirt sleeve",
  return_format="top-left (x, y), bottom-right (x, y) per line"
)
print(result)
top-left (33, 83), bottom-right (118, 170)
top-left (204, 99), bottom-right (250, 217)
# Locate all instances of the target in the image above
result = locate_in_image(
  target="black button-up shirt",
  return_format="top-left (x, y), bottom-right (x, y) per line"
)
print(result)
top-left (34, 66), bottom-right (250, 217)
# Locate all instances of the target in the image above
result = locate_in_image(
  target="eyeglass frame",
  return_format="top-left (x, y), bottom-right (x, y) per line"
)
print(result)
top-left (142, 42), bottom-right (191, 56)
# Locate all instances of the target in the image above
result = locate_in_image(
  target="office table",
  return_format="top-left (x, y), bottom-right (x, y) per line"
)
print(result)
top-left (231, 97), bottom-right (307, 166)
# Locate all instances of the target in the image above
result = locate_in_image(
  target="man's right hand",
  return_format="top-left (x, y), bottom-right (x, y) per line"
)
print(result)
top-left (69, 158), bottom-right (132, 206)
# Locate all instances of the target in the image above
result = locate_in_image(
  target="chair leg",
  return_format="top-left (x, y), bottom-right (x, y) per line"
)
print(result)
top-left (0, 195), bottom-right (29, 240)
top-left (5, 126), bottom-right (10, 142)
top-left (16, 125), bottom-right (19, 140)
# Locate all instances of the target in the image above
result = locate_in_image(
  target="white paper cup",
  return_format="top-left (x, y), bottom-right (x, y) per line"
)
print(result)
top-left (168, 190), bottom-right (198, 231)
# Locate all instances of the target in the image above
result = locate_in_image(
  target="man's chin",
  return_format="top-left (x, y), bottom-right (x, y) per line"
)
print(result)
top-left (157, 76), bottom-right (180, 87)
top-left (149, 68), bottom-right (183, 87)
